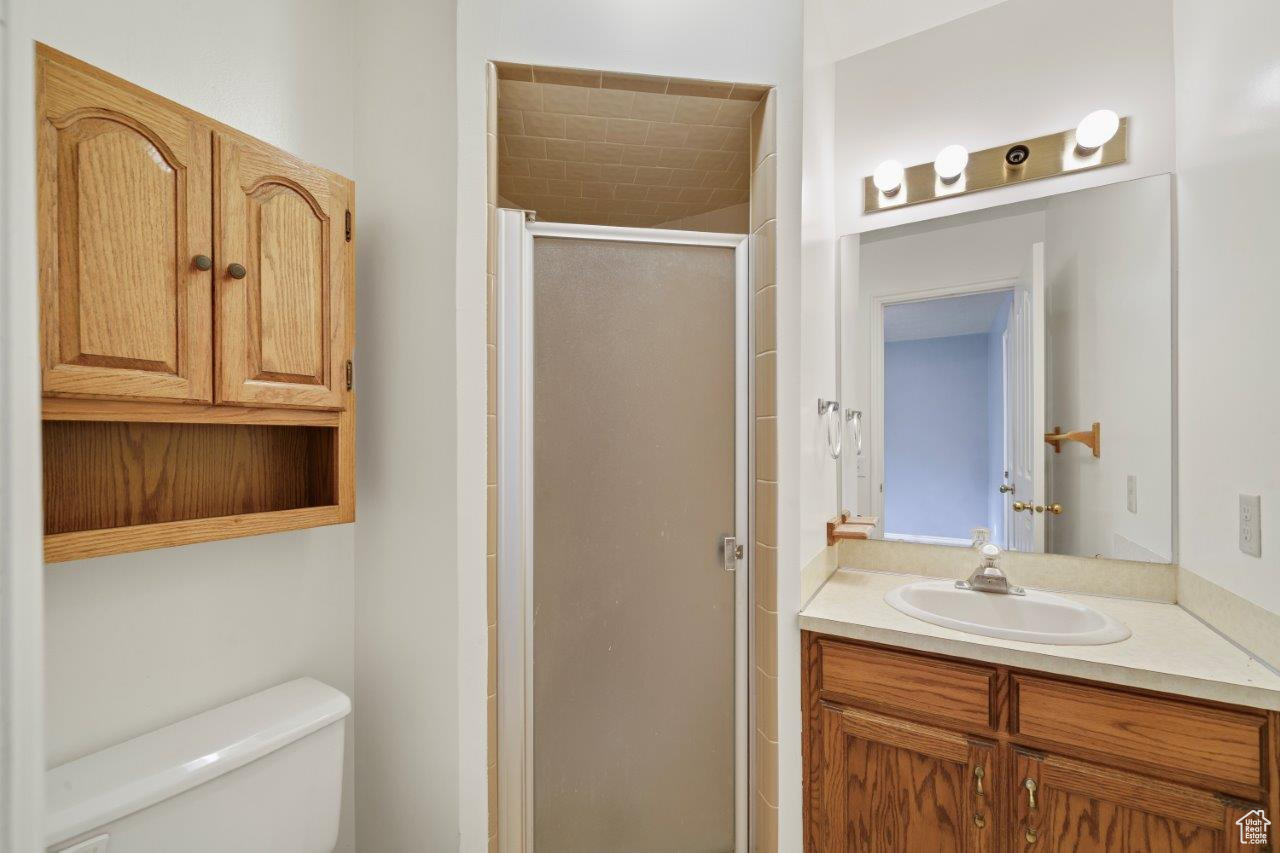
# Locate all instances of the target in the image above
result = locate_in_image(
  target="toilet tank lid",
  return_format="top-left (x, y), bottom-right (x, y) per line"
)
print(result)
top-left (46, 677), bottom-right (351, 846)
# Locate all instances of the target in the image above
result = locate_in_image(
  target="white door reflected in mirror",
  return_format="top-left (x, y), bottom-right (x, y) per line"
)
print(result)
top-left (845, 174), bottom-right (1174, 564)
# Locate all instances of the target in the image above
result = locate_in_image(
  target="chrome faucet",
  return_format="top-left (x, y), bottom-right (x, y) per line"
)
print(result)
top-left (956, 543), bottom-right (1025, 595)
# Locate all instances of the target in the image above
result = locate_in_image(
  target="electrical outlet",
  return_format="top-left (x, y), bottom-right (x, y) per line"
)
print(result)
top-left (1126, 475), bottom-right (1138, 514)
top-left (1239, 494), bottom-right (1262, 558)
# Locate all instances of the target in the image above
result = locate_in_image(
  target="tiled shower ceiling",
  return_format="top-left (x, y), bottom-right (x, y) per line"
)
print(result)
top-left (495, 63), bottom-right (767, 228)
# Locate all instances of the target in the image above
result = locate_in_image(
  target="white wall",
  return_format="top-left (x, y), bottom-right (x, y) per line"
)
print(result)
top-left (8, 2), bottom-right (359, 851)
top-left (458, 2), bottom-right (805, 848)
top-left (802, 0), bottom-right (840, 568)
top-left (809, 0), bottom-right (1012, 63)
top-left (1173, 0), bottom-right (1280, 614)
top-left (1, 0), bottom-right (48, 847)
top-left (353, 1), bottom-right (462, 851)
top-left (832, 0), bottom-right (1175, 235)
top-left (1043, 176), bottom-right (1173, 563)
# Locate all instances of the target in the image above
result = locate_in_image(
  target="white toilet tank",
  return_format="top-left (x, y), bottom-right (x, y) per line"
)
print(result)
top-left (45, 678), bottom-right (351, 853)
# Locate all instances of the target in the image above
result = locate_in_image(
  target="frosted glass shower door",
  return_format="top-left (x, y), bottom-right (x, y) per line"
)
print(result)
top-left (529, 232), bottom-right (743, 853)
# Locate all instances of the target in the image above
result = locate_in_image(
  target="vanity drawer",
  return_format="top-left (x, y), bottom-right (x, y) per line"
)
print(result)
top-left (817, 640), bottom-right (997, 731)
top-left (1012, 675), bottom-right (1267, 793)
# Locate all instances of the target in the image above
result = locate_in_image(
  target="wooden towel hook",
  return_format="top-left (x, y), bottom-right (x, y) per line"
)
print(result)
top-left (1044, 422), bottom-right (1101, 457)
top-left (826, 511), bottom-right (879, 546)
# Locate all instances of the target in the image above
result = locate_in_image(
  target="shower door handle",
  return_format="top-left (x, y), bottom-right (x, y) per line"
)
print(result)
top-left (722, 536), bottom-right (744, 572)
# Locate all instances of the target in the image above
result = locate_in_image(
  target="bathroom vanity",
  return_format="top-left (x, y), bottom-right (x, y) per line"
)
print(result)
top-left (801, 570), bottom-right (1280, 852)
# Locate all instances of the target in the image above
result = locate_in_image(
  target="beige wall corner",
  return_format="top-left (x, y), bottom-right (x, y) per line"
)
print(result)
top-left (800, 544), bottom-right (840, 606)
top-left (1178, 567), bottom-right (1280, 671)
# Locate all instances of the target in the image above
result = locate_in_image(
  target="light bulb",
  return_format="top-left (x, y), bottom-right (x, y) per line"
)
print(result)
top-left (1075, 109), bottom-right (1119, 152)
top-left (934, 145), bottom-right (968, 183)
top-left (872, 160), bottom-right (904, 195)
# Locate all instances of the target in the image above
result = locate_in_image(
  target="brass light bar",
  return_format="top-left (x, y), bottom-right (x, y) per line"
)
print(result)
top-left (863, 117), bottom-right (1129, 213)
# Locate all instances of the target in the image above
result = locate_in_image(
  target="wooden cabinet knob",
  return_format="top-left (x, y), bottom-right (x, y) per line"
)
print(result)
top-left (226, 262), bottom-right (247, 279)
top-left (193, 254), bottom-right (213, 271)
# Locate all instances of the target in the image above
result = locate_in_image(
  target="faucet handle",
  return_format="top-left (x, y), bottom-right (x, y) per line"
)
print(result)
top-left (979, 542), bottom-right (1001, 566)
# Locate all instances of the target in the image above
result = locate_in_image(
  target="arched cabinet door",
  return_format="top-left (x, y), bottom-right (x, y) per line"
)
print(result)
top-left (37, 51), bottom-right (213, 402)
top-left (215, 133), bottom-right (352, 411)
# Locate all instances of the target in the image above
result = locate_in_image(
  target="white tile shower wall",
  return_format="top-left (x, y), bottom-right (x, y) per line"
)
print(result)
top-left (13, 3), bottom-right (357, 851)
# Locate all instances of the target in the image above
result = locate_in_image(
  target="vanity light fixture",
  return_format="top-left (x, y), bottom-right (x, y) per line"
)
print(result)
top-left (933, 144), bottom-right (969, 183)
top-left (863, 116), bottom-right (1128, 213)
top-left (1074, 109), bottom-right (1120, 153)
top-left (872, 159), bottom-right (904, 195)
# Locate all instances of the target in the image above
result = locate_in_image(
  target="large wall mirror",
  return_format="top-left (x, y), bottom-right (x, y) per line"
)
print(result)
top-left (840, 174), bottom-right (1174, 563)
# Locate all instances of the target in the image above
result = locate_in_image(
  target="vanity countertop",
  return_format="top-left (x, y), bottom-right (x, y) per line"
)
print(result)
top-left (800, 568), bottom-right (1280, 712)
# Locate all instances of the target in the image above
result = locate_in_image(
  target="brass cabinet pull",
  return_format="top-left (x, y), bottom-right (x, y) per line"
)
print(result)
top-left (1024, 777), bottom-right (1038, 809)
top-left (1039, 503), bottom-right (1064, 515)
top-left (973, 764), bottom-right (985, 797)
top-left (193, 254), bottom-right (213, 271)
top-left (1025, 826), bottom-right (1038, 844)
top-left (973, 813), bottom-right (986, 828)
top-left (226, 262), bottom-right (247, 280)
top-left (1012, 501), bottom-right (1032, 513)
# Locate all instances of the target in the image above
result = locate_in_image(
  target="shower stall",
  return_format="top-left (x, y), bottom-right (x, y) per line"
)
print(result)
top-left (496, 209), bottom-right (750, 852)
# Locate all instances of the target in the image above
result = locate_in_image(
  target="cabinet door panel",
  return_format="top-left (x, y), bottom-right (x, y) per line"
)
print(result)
top-left (216, 132), bottom-right (350, 410)
top-left (813, 704), bottom-right (995, 853)
top-left (37, 50), bottom-right (212, 402)
top-left (1012, 749), bottom-right (1259, 852)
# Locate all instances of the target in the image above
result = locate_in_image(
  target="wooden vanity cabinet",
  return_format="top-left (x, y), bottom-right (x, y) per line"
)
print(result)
top-left (1012, 749), bottom-right (1259, 851)
top-left (36, 45), bottom-right (356, 561)
top-left (804, 633), bottom-right (1279, 853)
top-left (814, 703), bottom-right (997, 851)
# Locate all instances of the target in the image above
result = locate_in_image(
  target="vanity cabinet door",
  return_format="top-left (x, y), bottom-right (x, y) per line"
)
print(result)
top-left (1011, 749), bottom-right (1261, 852)
top-left (37, 49), bottom-right (213, 403)
top-left (811, 704), bottom-right (996, 852)
top-left (215, 132), bottom-right (352, 410)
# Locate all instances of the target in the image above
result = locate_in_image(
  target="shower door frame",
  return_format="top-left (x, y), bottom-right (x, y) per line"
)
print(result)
top-left (496, 211), bottom-right (752, 853)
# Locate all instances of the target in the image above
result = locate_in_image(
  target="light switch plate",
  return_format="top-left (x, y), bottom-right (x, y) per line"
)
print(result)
top-left (57, 834), bottom-right (110, 853)
top-left (1126, 475), bottom-right (1138, 514)
top-left (1240, 494), bottom-right (1262, 558)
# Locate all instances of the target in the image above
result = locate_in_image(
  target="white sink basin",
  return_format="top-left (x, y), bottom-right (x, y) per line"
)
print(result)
top-left (885, 579), bottom-right (1131, 646)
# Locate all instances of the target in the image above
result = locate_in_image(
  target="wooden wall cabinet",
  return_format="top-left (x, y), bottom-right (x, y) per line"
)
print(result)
top-left (804, 633), bottom-right (1280, 852)
top-left (36, 45), bottom-right (356, 562)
